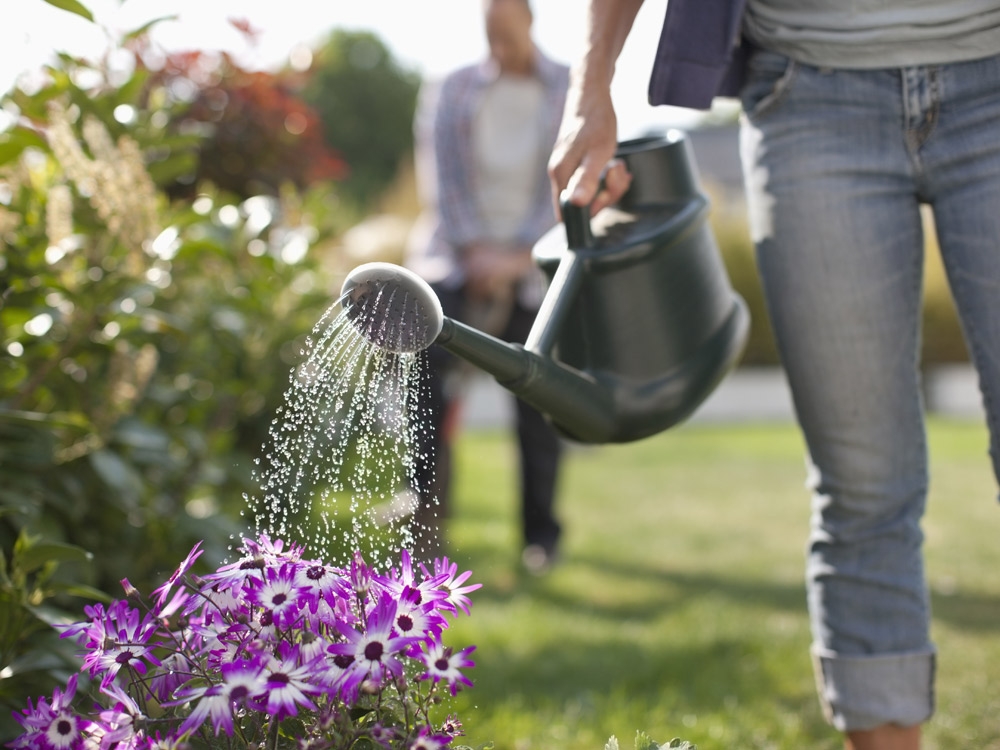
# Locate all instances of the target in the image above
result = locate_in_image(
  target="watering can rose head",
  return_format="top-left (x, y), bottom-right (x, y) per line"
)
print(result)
top-left (10, 534), bottom-right (481, 750)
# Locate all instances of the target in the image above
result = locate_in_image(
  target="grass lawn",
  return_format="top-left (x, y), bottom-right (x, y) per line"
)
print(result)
top-left (435, 417), bottom-right (1000, 750)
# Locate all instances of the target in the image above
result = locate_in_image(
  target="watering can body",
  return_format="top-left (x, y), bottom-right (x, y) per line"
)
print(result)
top-left (438, 131), bottom-right (750, 443)
top-left (341, 131), bottom-right (748, 444)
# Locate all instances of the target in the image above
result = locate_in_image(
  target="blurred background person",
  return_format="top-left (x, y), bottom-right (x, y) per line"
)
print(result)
top-left (403, 0), bottom-right (569, 573)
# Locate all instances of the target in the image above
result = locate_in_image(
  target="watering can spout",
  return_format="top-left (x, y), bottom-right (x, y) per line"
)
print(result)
top-left (338, 262), bottom-right (618, 442)
top-left (340, 132), bottom-right (750, 444)
top-left (434, 317), bottom-right (618, 442)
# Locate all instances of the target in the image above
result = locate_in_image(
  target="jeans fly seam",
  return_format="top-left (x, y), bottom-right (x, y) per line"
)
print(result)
top-left (902, 67), bottom-right (940, 183)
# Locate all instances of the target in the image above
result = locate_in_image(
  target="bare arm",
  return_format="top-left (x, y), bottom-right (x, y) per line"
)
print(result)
top-left (547, 0), bottom-right (645, 215)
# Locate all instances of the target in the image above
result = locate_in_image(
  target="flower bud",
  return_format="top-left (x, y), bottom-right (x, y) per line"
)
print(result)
top-left (120, 578), bottom-right (141, 604)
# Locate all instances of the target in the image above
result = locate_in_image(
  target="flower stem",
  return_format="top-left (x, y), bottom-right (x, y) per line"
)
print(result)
top-left (266, 717), bottom-right (280, 750)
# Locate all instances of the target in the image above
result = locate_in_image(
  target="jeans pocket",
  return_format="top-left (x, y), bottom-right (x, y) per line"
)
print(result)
top-left (740, 49), bottom-right (797, 121)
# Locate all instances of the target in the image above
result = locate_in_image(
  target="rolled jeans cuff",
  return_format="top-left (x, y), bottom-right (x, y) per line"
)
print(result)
top-left (811, 645), bottom-right (936, 731)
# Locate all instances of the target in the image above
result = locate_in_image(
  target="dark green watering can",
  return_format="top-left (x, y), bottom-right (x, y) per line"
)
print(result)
top-left (341, 131), bottom-right (749, 444)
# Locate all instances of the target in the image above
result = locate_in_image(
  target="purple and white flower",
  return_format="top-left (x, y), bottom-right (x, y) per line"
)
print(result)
top-left (14, 535), bottom-right (480, 750)
top-left (416, 641), bottom-right (476, 696)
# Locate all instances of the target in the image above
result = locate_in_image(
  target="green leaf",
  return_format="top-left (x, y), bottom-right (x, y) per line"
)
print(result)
top-left (123, 15), bottom-right (179, 42)
top-left (0, 127), bottom-right (48, 167)
top-left (15, 540), bottom-right (93, 574)
top-left (0, 637), bottom-right (81, 678)
top-left (89, 449), bottom-right (144, 507)
top-left (147, 151), bottom-right (199, 185)
top-left (43, 582), bottom-right (111, 603)
top-left (115, 420), bottom-right (170, 452)
top-left (634, 732), bottom-right (660, 750)
top-left (40, 0), bottom-right (94, 22)
top-left (112, 66), bottom-right (151, 106)
top-left (0, 409), bottom-right (91, 430)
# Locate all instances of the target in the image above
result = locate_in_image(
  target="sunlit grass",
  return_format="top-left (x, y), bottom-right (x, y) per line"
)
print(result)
top-left (438, 418), bottom-right (1000, 749)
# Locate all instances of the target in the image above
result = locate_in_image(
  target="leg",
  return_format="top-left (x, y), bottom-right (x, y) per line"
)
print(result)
top-left (740, 51), bottom-right (934, 734)
top-left (502, 299), bottom-right (563, 561)
top-left (846, 725), bottom-right (921, 750)
top-left (410, 284), bottom-right (464, 553)
top-left (920, 53), bottom-right (1000, 491)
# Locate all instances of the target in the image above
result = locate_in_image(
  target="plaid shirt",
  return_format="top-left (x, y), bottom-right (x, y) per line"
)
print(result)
top-left (406, 49), bottom-right (569, 288)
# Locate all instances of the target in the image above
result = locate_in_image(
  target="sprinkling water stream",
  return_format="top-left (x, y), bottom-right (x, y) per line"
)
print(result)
top-left (242, 291), bottom-right (438, 570)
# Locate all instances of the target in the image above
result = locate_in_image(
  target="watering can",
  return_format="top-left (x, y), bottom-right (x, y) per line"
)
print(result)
top-left (340, 131), bottom-right (749, 444)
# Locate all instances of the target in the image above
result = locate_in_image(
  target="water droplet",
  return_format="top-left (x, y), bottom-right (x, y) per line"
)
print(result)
top-left (242, 303), bottom-right (435, 567)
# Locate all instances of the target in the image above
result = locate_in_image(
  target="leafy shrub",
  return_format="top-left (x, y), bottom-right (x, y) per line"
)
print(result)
top-left (154, 49), bottom-right (348, 200)
top-left (0, 20), bottom-right (357, 733)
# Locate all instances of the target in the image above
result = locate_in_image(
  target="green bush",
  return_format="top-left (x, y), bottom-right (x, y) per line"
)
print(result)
top-left (710, 207), bottom-right (780, 367)
top-left (0, 28), bottom-right (356, 728)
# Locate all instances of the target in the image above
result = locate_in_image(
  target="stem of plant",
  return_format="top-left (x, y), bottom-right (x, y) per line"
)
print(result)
top-left (266, 715), bottom-right (280, 750)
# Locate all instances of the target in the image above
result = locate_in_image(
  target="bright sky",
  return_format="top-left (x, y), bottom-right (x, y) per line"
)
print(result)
top-left (1, 0), bottom-right (707, 138)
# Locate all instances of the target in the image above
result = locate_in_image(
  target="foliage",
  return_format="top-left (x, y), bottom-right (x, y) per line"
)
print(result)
top-left (299, 30), bottom-right (420, 211)
top-left (152, 48), bottom-right (347, 200)
top-left (0, 19), bottom-right (357, 734)
top-left (710, 208), bottom-right (779, 367)
top-left (39, 0), bottom-right (93, 22)
top-left (9, 535), bottom-right (481, 750)
top-left (0, 530), bottom-right (108, 717)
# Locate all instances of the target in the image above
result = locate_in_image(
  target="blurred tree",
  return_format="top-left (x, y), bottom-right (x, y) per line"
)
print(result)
top-left (142, 39), bottom-right (347, 200)
top-left (299, 30), bottom-right (420, 210)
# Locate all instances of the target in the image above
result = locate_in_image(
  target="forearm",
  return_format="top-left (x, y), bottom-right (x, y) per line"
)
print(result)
top-left (576, 0), bottom-right (646, 89)
top-left (548, 0), bottom-right (643, 210)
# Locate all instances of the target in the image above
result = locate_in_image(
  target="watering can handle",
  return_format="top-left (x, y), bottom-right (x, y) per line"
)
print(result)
top-left (526, 195), bottom-right (592, 356)
top-left (560, 193), bottom-right (595, 250)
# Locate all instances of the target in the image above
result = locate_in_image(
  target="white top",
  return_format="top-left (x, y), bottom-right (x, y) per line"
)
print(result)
top-left (744, 0), bottom-right (1000, 68)
top-left (472, 74), bottom-right (547, 244)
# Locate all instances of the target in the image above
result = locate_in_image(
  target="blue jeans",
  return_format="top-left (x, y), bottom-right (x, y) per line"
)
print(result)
top-left (739, 48), bottom-right (1000, 731)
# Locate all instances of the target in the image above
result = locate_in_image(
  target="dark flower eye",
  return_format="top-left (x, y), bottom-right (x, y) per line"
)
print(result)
top-left (240, 555), bottom-right (265, 570)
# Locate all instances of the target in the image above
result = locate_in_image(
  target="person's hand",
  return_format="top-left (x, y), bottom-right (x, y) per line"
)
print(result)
top-left (547, 76), bottom-right (632, 217)
top-left (462, 243), bottom-right (533, 299)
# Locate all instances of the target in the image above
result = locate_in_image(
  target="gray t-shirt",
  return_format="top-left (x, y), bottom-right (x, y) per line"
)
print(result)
top-left (744, 0), bottom-right (1000, 68)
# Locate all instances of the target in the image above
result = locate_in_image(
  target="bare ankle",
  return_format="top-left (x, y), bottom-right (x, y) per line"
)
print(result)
top-left (845, 723), bottom-right (921, 750)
